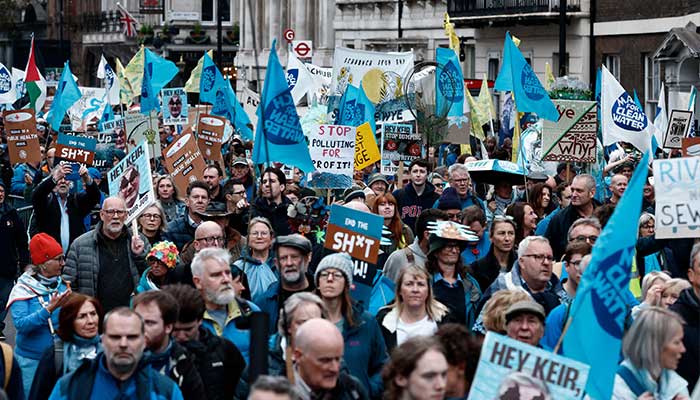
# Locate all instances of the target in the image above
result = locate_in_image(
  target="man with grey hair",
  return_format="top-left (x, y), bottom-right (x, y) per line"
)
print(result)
top-left (670, 242), bottom-right (700, 391)
top-left (64, 196), bottom-right (149, 312)
top-left (477, 236), bottom-right (569, 318)
top-left (249, 376), bottom-right (301, 400)
top-left (432, 163), bottom-right (486, 212)
top-left (292, 318), bottom-right (368, 400)
top-left (192, 247), bottom-right (260, 364)
top-left (545, 173), bottom-right (599, 260)
top-left (49, 307), bottom-right (183, 399)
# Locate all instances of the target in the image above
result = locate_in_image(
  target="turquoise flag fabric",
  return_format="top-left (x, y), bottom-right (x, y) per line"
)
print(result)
top-left (99, 102), bottom-right (114, 126)
top-left (634, 88), bottom-right (661, 155)
top-left (494, 32), bottom-right (558, 121)
top-left (140, 49), bottom-right (178, 115)
top-left (336, 83), bottom-right (377, 134)
top-left (252, 39), bottom-right (314, 172)
top-left (49, 61), bottom-right (81, 131)
top-left (225, 77), bottom-right (253, 141)
top-left (562, 150), bottom-right (650, 399)
top-left (435, 47), bottom-right (464, 118)
top-left (199, 53), bottom-right (221, 105)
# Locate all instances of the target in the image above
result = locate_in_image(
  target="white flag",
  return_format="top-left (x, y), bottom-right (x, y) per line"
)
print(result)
top-left (242, 86), bottom-right (259, 127)
top-left (601, 65), bottom-right (652, 153)
top-left (68, 87), bottom-right (106, 130)
top-left (286, 53), bottom-right (314, 105)
top-left (97, 55), bottom-right (121, 105)
top-left (0, 63), bottom-right (15, 104)
top-left (12, 68), bottom-right (25, 101)
top-left (653, 82), bottom-right (668, 146)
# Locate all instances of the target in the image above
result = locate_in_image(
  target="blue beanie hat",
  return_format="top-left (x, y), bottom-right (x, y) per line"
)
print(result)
top-left (438, 187), bottom-right (462, 211)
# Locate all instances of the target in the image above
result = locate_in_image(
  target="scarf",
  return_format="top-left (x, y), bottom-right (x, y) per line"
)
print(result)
top-left (7, 271), bottom-right (64, 309)
top-left (63, 335), bottom-right (101, 374)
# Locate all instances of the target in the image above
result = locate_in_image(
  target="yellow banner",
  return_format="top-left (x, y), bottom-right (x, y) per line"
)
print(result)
top-left (354, 122), bottom-right (381, 170)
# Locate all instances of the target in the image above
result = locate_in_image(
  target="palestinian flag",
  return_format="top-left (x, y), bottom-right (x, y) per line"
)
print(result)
top-left (24, 35), bottom-right (47, 114)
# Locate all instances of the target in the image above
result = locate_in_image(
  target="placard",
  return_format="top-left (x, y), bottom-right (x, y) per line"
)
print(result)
top-left (682, 137), bottom-right (700, 157)
top-left (468, 332), bottom-right (590, 400)
top-left (380, 122), bottom-right (423, 175)
top-left (162, 133), bottom-right (207, 196)
top-left (55, 133), bottom-right (97, 167)
top-left (98, 116), bottom-right (127, 151)
top-left (125, 110), bottom-right (160, 158)
top-left (308, 124), bottom-right (356, 189)
top-left (197, 114), bottom-right (226, 164)
top-left (161, 88), bottom-right (188, 126)
top-left (542, 100), bottom-right (597, 162)
top-left (355, 122), bottom-right (381, 170)
top-left (663, 109), bottom-right (693, 150)
top-left (3, 109), bottom-right (41, 165)
top-left (107, 141), bottom-right (155, 224)
top-left (652, 157), bottom-right (700, 238)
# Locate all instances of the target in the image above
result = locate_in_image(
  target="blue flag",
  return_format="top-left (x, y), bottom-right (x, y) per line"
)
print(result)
top-left (435, 47), bottom-right (464, 118)
top-left (494, 32), bottom-right (558, 121)
top-left (140, 49), bottom-right (178, 115)
top-left (563, 150), bottom-right (650, 400)
top-left (199, 53), bottom-right (222, 105)
top-left (48, 61), bottom-right (81, 131)
top-left (225, 77), bottom-right (253, 141)
top-left (335, 83), bottom-right (377, 134)
top-left (252, 39), bottom-right (314, 173)
top-left (633, 88), bottom-right (660, 155)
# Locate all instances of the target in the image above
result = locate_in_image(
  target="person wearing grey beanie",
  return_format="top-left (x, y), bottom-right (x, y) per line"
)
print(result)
top-left (314, 252), bottom-right (388, 398)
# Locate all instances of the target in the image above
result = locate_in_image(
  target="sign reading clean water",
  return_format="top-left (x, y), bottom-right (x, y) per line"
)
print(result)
top-left (611, 92), bottom-right (647, 132)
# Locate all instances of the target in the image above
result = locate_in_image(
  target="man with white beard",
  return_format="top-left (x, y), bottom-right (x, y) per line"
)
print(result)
top-left (191, 247), bottom-right (260, 363)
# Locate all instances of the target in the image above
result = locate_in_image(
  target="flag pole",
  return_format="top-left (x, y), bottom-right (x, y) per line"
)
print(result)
top-left (487, 107), bottom-right (495, 138)
top-left (553, 316), bottom-right (573, 354)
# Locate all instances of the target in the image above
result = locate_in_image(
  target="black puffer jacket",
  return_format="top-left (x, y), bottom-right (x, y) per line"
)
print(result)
top-left (180, 327), bottom-right (246, 400)
top-left (250, 196), bottom-right (292, 236)
top-left (670, 288), bottom-right (699, 392)
top-left (0, 202), bottom-right (29, 278)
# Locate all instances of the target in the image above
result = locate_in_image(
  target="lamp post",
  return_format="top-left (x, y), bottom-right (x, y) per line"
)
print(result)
top-left (216, 0), bottom-right (223, 68)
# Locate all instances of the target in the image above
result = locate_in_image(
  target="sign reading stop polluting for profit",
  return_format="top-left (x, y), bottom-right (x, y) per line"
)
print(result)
top-left (292, 40), bottom-right (313, 59)
top-left (283, 28), bottom-right (295, 43)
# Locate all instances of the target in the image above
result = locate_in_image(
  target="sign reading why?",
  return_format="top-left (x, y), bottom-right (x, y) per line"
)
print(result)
top-left (469, 332), bottom-right (590, 400)
top-left (653, 157), bottom-right (700, 239)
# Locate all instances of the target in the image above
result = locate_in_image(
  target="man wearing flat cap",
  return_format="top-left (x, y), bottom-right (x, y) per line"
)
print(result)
top-left (505, 300), bottom-right (545, 347)
top-left (256, 234), bottom-right (316, 332)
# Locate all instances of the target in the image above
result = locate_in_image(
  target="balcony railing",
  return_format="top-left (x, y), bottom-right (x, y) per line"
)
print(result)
top-left (448, 0), bottom-right (581, 17)
top-left (78, 11), bottom-right (123, 34)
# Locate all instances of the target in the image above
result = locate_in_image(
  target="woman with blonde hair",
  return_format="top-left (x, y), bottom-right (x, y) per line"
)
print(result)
top-left (614, 307), bottom-right (689, 399)
top-left (376, 265), bottom-right (451, 352)
top-left (479, 289), bottom-right (532, 334)
top-left (660, 279), bottom-right (691, 309)
top-left (632, 271), bottom-right (671, 318)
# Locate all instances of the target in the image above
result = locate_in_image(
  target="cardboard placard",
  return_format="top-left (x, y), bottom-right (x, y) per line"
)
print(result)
top-left (55, 133), bottom-right (97, 176)
top-left (197, 114), bottom-right (226, 164)
top-left (682, 137), bottom-right (700, 157)
top-left (107, 141), bottom-right (155, 224)
top-left (663, 109), bottom-right (693, 150)
top-left (468, 332), bottom-right (590, 400)
top-left (354, 122), bottom-right (381, 170)
top-left (308, 124), bottom-right (356, 189)
top-left (380, 121), bottom-right (423, 175)
top-left (161, 88), bottom-right (189, 126)
top-left (542, 100), bottom-right (597, 163)
top-left (162, 133), bottom-right (207, 196)
top-left (98, 116), bottom-right (127, 151)
top-left (652, 157), bottom-right (700, 238)
top-left (125, 110), bottom-right (160, 157)
top-left (4, 109), bottom-right (41, 165)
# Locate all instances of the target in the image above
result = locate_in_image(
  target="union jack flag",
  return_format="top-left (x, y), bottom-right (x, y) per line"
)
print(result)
top-left (116, 3), bottom-right (139, 37)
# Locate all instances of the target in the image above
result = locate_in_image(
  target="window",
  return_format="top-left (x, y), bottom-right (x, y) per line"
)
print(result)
top-left (202, 0), bottom-right (231, 24)
top-left (487, 51), bottom-right (500, 82)
top-left (553, 52), bottom-right (569, 76)
top-left (604, 54), bottom-right (620, 80)
top-left (644, 54), bottom-right (660, 102)
top-left (463, 44), bottom-right (475, 79)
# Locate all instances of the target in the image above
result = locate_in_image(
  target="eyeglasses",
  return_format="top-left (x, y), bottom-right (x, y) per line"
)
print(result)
top-left (571, 235), bottom-right (598, 244)
top-left (169, 101), bottom-right (182, 106)
top-left (451, 178), bottom-right (470, 185)
top-left (141, 213), bottom-right (162, 220)
top-left (522, 254), bottom-right (554, 263)
top-left (196, 236), bottom-right (225, 244)
top-left (232, 190), bottom-right (246, 196)
top-left (103, 209), bottom-right (127, 217)
top-left (567, 259), bottom-right (583, 272)
top-left (641, 224), bottom-right (655, 230)
top-left (250, 231), bottom-right (270, 238)
top-left (443, 243), bottom-right (461, 251)
top-left (319, 271), bottom-right (345, 280)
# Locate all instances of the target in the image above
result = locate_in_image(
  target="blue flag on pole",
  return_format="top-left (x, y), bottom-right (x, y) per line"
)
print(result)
top-left (252, 39), bottom-right (315, 173)
top-left (225, 77), bottom-right (253, 141)
top-left (336, 83), bottom-right (377, 134)
top-left (562, 150), bottom-right (650, 400)
top-left (140, 49), bottom-right (178, 115)
top-left (435, 47), bottom-right (464, 118)
top-left (49, 61), bottom-right (81, 131)
top-left (494, 32), bottom-right (558, 121)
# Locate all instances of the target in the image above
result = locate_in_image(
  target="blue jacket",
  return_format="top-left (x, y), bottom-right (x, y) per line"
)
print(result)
top-left (10, 163), bottom-right (40, 195)
top-left (255, 280), bottom-right (282, 334)
top-left (9, 276), bottom-right (68, 359)
top-left (342, 303), bottom-right (388, 399)
top-left (201, 297), bottom-right (260, 364)
top-left (49, 355), bottom-right (183, 400)
top-left (163, 214), bottom-right (197, 250)
top-left (392, 183), bottom-right (440, 234)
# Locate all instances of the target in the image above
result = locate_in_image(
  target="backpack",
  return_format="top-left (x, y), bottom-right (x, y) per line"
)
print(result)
top-left (617, 364), bottom-right (647, 397)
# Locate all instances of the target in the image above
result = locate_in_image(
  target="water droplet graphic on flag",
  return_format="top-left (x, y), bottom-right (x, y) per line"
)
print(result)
top-left (521, 64), bottom-right (546, 101)
top-left (201, 65), bottom-right (216, 92)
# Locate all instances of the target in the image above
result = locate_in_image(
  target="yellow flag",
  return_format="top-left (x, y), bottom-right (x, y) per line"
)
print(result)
top-left (185, 50), bottom-right (214, 93)
top-left (115, 58), bottom-right (133, 105)
top-left (123, 46), bottom-right (145, 96)
top-left (545, 62), bottom-right (555, 91)
top-left (511, 35), bottom-right (521, 48)
top-left (477, 73), bottom-right (495, 124)
top-left (465, 89), bottom-right (485, 141)
top-left (511, 95), bottom-right (522, 164)
top-left (355, 122), bottom-right (381, 170)
top-left (443, 13), bottom-right (460, 54)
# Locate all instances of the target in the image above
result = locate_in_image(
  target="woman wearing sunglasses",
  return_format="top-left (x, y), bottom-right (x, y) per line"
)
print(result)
top-left (9, 233), bottom-right (72, 395)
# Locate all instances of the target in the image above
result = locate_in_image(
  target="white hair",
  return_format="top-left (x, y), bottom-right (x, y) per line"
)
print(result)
top-left (517, 236), bottom-right (550, 259)
top-left (448, 163), bottom-right (469, 179)
top-left (191, 247), bottom-right (231, 278)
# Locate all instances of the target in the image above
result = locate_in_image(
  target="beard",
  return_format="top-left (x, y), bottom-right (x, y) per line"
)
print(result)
top-left (205, 285), bottom-right (236, 305)
top-left (281, 260), bottom-right (308, 285)
top-left (108, 350), bottom-right (141, 374)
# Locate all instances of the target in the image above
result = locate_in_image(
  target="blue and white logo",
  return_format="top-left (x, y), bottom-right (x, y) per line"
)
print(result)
top-left (0, 66), bottom-right (11, 94)
top-left (611, 92), bottom-right (647, 132)
top-left (286, 69), bottom-right (299, 90)
top-left (520, 63), bottom-right (546, 101)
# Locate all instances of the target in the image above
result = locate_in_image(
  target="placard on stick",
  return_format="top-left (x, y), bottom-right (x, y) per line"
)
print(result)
top-left (652, 157), bottom-right (700, 238)
top-left (308, 124), bottom-right (356, 189)
top-left (125, 110), bottom-right (160, 158)
top-left (162, 133), bottom-right (207, 197)
top-left (664, 109), bottom-right (693, 150)
top-left (355, 122), bottom-right (380, 170)
top-left (542, 100), bottom-right (597, 163)
top-left (682, 137), bottom-right (700, 157)
top-left (55, 133), bottom-right (97, 180)
top-left (197, 114), bottom-right (226, 165)
top-left (107, 141), bottom-right (155, 224)
top-left (4, 109), bottom-right (41, 165)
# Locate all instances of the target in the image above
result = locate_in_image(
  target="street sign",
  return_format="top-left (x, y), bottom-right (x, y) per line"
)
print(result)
top-left (283, 29), bottom-right (295, 43)
top-left (292, 40), bottom-right (313, 58)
